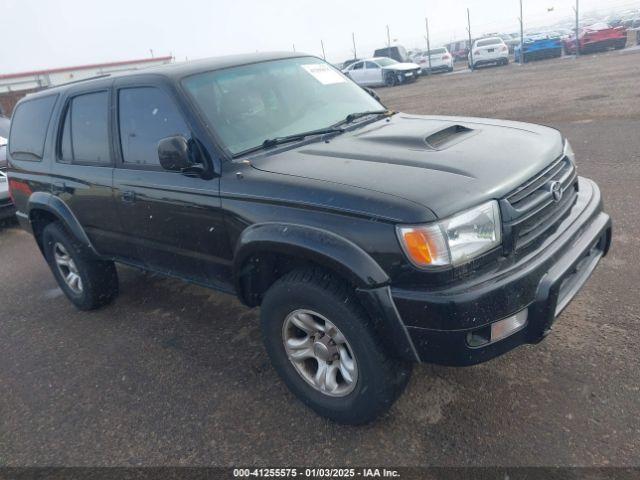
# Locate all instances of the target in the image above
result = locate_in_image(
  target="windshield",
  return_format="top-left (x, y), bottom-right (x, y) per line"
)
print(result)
top-left (427, 48), bottom-right (446, 55)
top-left (376, 58), bottom-right (398, 67)
top-left (477, 38), bottom-right (502, 47)
top-left (182, 57), bottom-right (382, 156)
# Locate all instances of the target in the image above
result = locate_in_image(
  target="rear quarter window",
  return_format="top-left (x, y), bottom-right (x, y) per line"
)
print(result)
top-left (477, 38), bottom-right (502, 47)
top-left (9, 95), bottom-right (58, 161)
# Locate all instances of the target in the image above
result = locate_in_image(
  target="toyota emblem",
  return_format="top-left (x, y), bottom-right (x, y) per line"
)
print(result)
top-left (549, 181), bottom-right (563, 203)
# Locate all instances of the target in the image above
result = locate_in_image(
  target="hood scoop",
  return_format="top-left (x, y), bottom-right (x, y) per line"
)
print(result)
top-left (425, 124), bottom-right (475, 150)
top-left (354, 121), bottom-right (477, 151)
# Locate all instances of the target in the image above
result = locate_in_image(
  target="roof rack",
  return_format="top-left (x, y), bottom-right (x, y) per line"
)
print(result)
top-left (53, 73), bottom-right (112, 88)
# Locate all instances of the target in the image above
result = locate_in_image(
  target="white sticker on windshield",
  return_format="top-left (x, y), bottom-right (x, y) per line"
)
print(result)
top-left (301, 64), bottom-right (346, 85)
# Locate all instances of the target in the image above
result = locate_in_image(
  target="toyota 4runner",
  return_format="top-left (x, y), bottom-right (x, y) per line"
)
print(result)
top-left (7, 53), bottom-right (611, 424)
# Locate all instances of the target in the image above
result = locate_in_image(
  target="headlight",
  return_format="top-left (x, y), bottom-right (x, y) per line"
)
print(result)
top-left (397, 200), bottom-right (502, 269)
top-left (564, 139), bottom-right (576, 166)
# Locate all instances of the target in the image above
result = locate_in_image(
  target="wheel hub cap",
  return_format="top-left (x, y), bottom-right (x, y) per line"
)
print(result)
top-left (312, 336), bottom-right (337, 361)
top-left (282, 309), bottom-right (358, 397)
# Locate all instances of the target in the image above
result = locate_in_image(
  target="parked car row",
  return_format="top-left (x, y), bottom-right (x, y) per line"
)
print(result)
top-left (339, 18), bottom-right (633, 82)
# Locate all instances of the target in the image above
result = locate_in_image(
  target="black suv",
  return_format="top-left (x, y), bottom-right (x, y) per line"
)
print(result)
top-left (7, 53), bottom-right (611, 424)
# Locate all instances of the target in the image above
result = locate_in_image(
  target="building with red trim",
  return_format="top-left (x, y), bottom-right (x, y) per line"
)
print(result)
top-left (0, 56), bottom-right (173, 115)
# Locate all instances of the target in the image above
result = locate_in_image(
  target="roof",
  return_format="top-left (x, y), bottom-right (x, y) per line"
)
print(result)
top-left (0, 56), bottom-right (173, 80)
top-left (14, 51), bottom-right (314, 101)
top-left (142, 51), bottom-right (308, 78)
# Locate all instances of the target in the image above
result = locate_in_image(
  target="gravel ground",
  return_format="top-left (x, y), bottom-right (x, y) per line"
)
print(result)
top-left (1, 49), bottom-right (639, 467)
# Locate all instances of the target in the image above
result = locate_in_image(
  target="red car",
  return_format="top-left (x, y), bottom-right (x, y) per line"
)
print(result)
top-left (564, 23), bottom-right (627, 54)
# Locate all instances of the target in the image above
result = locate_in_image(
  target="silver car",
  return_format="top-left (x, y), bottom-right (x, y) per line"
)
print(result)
top-left (342, 57), bottom-right (421, 87)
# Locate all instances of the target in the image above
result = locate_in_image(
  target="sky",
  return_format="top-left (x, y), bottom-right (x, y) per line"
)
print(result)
top-left (2, 0), bottom-right (638, 74)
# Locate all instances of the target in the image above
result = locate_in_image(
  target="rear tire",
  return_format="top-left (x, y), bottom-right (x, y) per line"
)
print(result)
top-left (42, 222), bottom-right (119, 311)
top-left (260, 268), bottom-right (412, 424)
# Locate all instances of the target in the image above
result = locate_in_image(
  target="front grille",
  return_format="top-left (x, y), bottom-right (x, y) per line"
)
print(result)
top-left (502, 155), bottom-right (579, 254)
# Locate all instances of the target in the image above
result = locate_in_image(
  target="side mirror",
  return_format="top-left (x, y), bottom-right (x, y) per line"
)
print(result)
top-left (158, 136), bottom-right (193, 172)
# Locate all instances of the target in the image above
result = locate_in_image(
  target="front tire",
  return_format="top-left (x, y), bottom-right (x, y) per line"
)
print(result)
top-left (42, 222), bottom-right (119, 311)
top-left (260, 268), bottom-right (412, 424)
top-left (384, 72), bottom-right (397, 87)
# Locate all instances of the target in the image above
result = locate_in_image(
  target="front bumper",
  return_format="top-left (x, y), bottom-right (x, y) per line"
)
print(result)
top-left (390, 177), bottom-right (611, 366)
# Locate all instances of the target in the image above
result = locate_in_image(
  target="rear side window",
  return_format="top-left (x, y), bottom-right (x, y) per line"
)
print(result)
top-left (118, 87), bottom-right (189, 166)
top-left (59, 91), bottom-right (111, 165)
top-left (9, 95), bottom-right (57, 161)
top-left (477, 38), bottom-right (502, 47)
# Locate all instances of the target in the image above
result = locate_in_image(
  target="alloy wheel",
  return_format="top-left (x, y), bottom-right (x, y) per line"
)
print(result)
top-left (282, 309), bottom-right (358, 397)
top-left (53, 242), bottom-right (83, 294)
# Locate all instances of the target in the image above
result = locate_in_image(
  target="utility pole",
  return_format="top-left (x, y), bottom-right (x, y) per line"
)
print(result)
top-left (321, 40), bottom-right (326, 60)
top-left (352, 32), bottom-right (357, 59)
top-left (519, 0), bottom-right (525, 63)
top-left (574, 0), bottom-right (580, 57)
top-left (292, 43), bottom-right (296, 53)
top-left (425, 17), bottom-right (432, 75)
top-left (467, 8), bottom-right (474, 70)
top-left (386, 24), bottom-right (391, 56)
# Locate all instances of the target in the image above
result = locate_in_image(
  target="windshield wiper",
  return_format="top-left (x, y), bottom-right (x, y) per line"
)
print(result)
top-left (234, 127), bottom-right (345, 157)
top-left (337, 109), bottom-right (394, 126)
top-left (261, 127), bottom-right (345, 149)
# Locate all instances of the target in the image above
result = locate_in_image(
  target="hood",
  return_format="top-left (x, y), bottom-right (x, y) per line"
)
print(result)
top-left (383, 63), bottom-right (420, 71)
top-left (250, 114), bottom-right (563, 220)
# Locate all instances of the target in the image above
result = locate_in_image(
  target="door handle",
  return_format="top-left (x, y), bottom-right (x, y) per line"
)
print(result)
top-left (121, 190), bottom-right (136, 203)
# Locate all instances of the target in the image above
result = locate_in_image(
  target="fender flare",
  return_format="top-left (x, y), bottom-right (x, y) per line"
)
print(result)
top-left (233, 222), bottom-right (390, 296)
top-left (233, 223), bottom-right (419, 361)
top-left (26, 192), bottom-right (97, 255)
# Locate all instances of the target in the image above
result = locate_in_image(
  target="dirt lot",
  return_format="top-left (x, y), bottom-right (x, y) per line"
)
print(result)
top-left (1, 50), bottom-right (639, 467)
